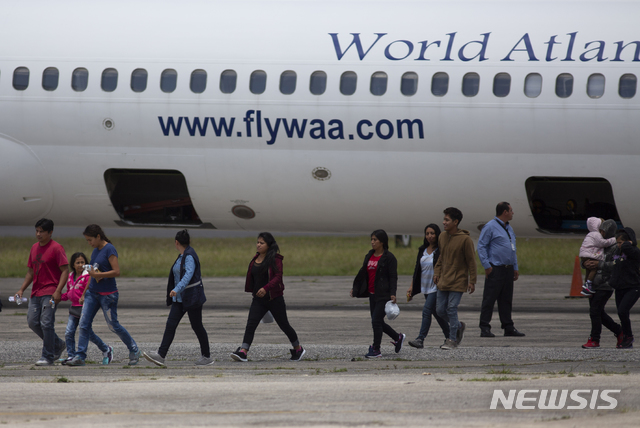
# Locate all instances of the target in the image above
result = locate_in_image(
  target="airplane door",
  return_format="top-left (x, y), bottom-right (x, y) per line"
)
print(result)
top-left (103, 168), bottom-right (214, 228)
top-left (0, 136), bottom-right (53, 224)
top-left (525, 177), bottom-right (622, 234)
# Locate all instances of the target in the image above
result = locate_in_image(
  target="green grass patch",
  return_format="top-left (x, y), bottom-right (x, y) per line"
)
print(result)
top-left (0, 236), bottom-right (583, 277)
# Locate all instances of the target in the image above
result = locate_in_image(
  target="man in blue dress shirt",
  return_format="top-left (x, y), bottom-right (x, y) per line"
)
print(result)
top-left (477, 202), bottom-right (525, 337)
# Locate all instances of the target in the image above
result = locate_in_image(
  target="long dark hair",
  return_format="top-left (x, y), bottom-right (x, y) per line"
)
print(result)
top-left (257, 232), bottom-right (280, 273)
top-left (83, 224), bottom-right (111, 243)
top-left (423, 223), bottom-right (441, 249)
top-left (70, 252), bottom-right (88, 281)
top-left (371, 229), bottom-right (389, 250)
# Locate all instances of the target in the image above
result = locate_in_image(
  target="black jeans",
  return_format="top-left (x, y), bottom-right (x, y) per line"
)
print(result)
top-left (158, 302), bottom-right (210, 358)
top-left (615, 287), bottom-right (640, 337)
top-left (588, 289), bottom-right (621, 341)
top-left (369, 296), bottom-right (399, 349)
top-left (479, 265), bottom-right (514, 331)
top-left (241, 296), bottom-right (299, 350)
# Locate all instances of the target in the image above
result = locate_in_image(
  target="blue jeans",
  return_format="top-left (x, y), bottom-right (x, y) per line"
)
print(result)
top-left (27, 295), bottom-right (65, 362)
top-left (436, 290), bottom-right (463, 341)
top-left (418, 292), bottom-right (450, 340)
top-left (65, 314), bottom-right (108, 359)
top-left (76, 290), bottom-right (138, 360)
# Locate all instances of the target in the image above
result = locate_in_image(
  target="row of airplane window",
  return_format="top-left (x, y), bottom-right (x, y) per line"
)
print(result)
top-left (6, 66), bottom-right (639, 99)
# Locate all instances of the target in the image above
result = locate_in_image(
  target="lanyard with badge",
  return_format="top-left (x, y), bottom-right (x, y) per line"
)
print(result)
top-left (494, 218), bottom-right (516, 252)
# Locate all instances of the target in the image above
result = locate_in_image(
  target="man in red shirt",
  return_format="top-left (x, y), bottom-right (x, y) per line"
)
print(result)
top-left (15, 218), bottom-right (69, 366)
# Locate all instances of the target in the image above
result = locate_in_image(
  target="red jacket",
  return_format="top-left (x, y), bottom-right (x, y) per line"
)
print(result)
top-left (244, 253), bottom-right (285, 299)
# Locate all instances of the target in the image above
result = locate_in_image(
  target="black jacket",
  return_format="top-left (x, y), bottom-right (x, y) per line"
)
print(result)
top-left (410, 246), bottom-right (440, 297)
top-left (609, 227), bottom-right (640, 290)
top-left (353, 249), bottom-right (398, 302)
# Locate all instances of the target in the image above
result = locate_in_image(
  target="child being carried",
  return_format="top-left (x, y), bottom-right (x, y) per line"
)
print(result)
top-left (579, 217), bottom-right (616, 296)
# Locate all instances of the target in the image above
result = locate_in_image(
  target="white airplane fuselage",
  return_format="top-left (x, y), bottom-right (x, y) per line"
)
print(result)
top-left (1, 0), bottom-right (638, 237)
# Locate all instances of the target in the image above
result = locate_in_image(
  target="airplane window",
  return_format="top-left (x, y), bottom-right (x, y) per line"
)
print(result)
top-left (619, 74), bottom-right (637, 99)
top-left (431, 72), bottom-right (449, 96)
top-left (250, 70), bottom-right (267, 94)
top-left (309, 71), bottom-right (327, 95)
top-left (42, 67), bottom-right (59, 91)
top-left (401, 72), bottom-right (418, 96)
top-left (131, 68), bottom-right (148, 93)
top-left (340, 71), bottom-right (357, 95)
top-left (72, 68), bottom-right (88, 92)
top-left (493, 73), bottom-right (510, 97)
top-left (160, 69), bottom-right (177, 93)
top-left (555, 73), bottom-right (573, 98)
top-left (587, 74), bottom-right (605, 99)
top-left (370, 71), bottom-right (387, 96)
top-left (524, 73), bottom-right (542, 98)
top-left (101, 68), bottom-right (118, 92)
top-left (190, 69), bottom-right (207, 94)
top-left (13, 67), bottom-right (29, 91)
top-left (220, 69), bottom-right (236, 94)
top-left (462, 72), bottom-right (480, 97)
top-left (280, 70), bottom-right (297, 95)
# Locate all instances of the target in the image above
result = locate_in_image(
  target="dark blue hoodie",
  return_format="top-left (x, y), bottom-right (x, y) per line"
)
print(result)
top-left (609, 227), bottom-right (640, 290)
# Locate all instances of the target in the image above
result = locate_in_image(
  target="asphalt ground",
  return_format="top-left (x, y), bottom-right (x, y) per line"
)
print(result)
top-left (1, 275), bottom-right (639, 427)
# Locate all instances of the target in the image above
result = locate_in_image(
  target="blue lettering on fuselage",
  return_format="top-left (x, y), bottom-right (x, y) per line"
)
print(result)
top-left (329, 32), bottom-right (640, 62)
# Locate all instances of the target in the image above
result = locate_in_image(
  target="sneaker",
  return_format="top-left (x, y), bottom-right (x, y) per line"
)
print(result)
top-left (618, 335), bottom-right (634, 349)
top-left (102, 346), bottom-right (114, 365)
top-left (440, 339), bottom-right (458, 350)
top-left (365, 346), bottom-right (382, 358)
top-left (61, 356), bottom-right (74, 365)
top-left (615, 331), bottom-right (624, 348)
top-left (439, 339), bottom-right (447, 349)
top-left (392, 333), bottom-right (405, 353)
top-left (35, 358), bottom-right (53, 366)
top-left (456, 322), bottom-right (466, 344)
top-left (66, 356), bottom-right (85, 366)
top-left (230, 348), bottom-right (248, 362)
top-left (582, 337), bottom-right (600, 348)
top-left (408, 338), bottom-right (424, 349)
top-left (195, 355), bottom-right (215, 366)
top-left (290, 347), bottom-right (306, 361)
top-left (143, 350), bottom-right (165, 367)
top-left (128, 349), bottom-right (142, 366)
top-left (580, 284), bottom-right (595, 296)
top-left (54, 344), bottom-right (65, 362)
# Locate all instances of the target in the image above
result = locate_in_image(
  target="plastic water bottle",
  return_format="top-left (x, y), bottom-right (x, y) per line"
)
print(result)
top-left (83, 263), bottom-right (99, 271)
top-left (9, 295), bottom-right (28, 305)
top-left (49, 298), bottom-right (55, 309)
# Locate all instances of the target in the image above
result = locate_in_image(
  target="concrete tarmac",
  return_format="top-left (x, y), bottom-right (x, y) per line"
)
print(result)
top-left (1, 275), bottom-right (639, 427)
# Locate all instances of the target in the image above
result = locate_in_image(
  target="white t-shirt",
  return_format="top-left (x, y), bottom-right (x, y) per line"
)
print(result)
top-left (420, 249), bottom-right (437, 294)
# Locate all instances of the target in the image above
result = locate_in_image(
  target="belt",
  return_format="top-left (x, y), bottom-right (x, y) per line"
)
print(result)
top-left (491, 264), bottom-right (513, 268)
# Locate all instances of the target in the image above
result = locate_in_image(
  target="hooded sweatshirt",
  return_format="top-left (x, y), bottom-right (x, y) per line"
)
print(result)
top-left (609, 227), bottom-right (640, 290)
top-left (588, 219), bottom-right (618, 291)
top-left (579, 217), bottom-right (617, 260)
top-left (434, 229), bottom-right (477, 292)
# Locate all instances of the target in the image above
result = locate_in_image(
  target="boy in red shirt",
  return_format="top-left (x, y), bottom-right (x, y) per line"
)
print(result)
top-left (15, 218), bottom-right (69, 365)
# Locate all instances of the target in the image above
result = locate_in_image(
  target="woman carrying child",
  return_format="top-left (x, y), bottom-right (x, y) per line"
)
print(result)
top-left (59, 252), bottom-right (113, 364)
top-left (580, 217), bottom-right (617, 296)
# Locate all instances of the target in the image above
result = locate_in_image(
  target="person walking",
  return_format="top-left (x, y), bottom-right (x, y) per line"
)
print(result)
top-left (14, 218), bottom-right (68, 366)
top-left (609, 227), bottom-right (640, 349)
top-left (67, 224), bottom-right (141, 366)
top-left (434, 208), bottom-right (477, 350)
top-left (230, 232), bottom-right (305, 362)
top-left (406, 224), bottom-right (449, 348)
top-left (144, 230), bottom-right (213, 366)
top-left (477, 202), bottom-right (525, 337)
top-left (351, 230), bottom-right (405, 358)
top-left (581, 219), bottom-right (623, 348)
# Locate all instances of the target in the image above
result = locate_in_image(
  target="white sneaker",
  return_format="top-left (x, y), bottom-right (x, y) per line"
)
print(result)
top-left (35, 358), bottom-right (53, 366)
